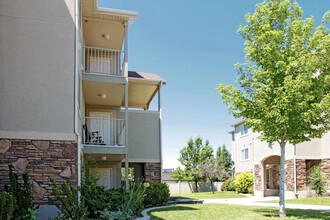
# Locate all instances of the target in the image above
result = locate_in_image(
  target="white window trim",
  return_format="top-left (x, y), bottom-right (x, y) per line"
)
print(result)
top-left (241, 147), bottom-right (249, 161)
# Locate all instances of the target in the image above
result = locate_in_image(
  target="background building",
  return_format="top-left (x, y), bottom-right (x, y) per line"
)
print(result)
top-left (230, 120), bottom-right (330, 198)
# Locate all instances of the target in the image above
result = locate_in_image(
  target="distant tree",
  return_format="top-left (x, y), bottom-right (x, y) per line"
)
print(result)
top-left (172, 137), bottom-right (213, 192)
top-left (217, 0), bottom-right (330, 217)
top-left (216, 145), bottom-right (233, 174)
top-left (199, 158), bottom-right (228, 194)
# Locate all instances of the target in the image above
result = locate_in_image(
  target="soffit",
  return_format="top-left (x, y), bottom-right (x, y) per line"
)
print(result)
top-left (83, 19), bottom-right (124, 50)
top-left (83, 81), bottom-right (124, 106)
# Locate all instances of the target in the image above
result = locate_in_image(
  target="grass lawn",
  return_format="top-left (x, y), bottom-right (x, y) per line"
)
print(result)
top-left (149, 204), bottom-right (330, 220)
top-left (264, 197), bottom-right (330, 206)
top-left (170, 191), bottom-right (246, 199)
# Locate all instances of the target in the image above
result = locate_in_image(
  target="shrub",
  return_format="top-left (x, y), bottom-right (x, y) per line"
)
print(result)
top-left (0, 192), bottom-right (15, 219)
top-left (144, 183), bottom-right (170, 208)
top-left (221, 180), bottom-right (226, 191)
top-left (225, 178), bottom-right (236, 191)
top-left (48, 179), bottom-right (89, 219)
top-left (98, 183), bottom-right (146, 220)
top-left (81, 159), bottom-right (111, 218)
top-left (235, 172), bottom-right (253, 193)
top-left (308, 164), bottom-right (328, 196)
top-left (247, 185), bottom-right (254, 195)
top-left (3, 165), bottom-right (38, 220)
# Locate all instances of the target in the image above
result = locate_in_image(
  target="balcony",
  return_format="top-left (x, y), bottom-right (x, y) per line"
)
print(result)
top-left (83, 117), bottom-right (125, 146)
top-left (83, 46), bottom-right (125, 76)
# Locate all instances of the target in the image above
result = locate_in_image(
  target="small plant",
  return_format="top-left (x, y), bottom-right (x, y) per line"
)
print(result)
top-left (144, 183), bottom-right (170, 208)
top-left (247, 185), bottom-right (254, 195)
top-left (4, 165), bottom-right (38, 220)
top-left (308, 164), bottom-right (328, 196)
top-left (48, 178), bottom-right (89, 219)
top-left (235, 173), bottom-right (253, 193)
top-left (225, 178), bottom-right (236, 191)
top-left (0, 192), bottom-right (15, 220)
top-left (98, 183), bottom-right (146, 220)
top-left (221, 180), bottom-right (226, 191)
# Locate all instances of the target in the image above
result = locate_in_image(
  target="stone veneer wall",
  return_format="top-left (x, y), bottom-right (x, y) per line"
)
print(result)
top-left (0, 139), bottom-right (77, 204)
top-left (271, 165), bottom-right (280, 189)
top-left (321, 159), bottom-right (330, 189)
top-left (144, 162), bottom-right (161, 183)
top-left (285, 159), bottom-right (307, 191)
top-left (254, 164), bottom-right (262, 191)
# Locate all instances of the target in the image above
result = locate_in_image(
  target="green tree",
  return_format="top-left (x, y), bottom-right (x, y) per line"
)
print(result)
top-left (217, 0), bottom-right (330, 217)
top-left (216, 144), bottom-right (233, 173)
top-left (172, 137), bottom-right (213, 192)
top-left (199, 158), bottom-right (228, 194)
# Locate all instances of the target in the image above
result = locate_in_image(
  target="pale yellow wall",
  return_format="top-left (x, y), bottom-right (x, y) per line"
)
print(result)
top-left (321, 132), bottom-right (330, 157)
top-left (296, 138), bottom-right (322, 158)
top-left (0, 0), bottom-right (75, 135)
top-left (232, 123), bottom-right (330, 175)
top-left (126, 111), bottom-right (161, 162)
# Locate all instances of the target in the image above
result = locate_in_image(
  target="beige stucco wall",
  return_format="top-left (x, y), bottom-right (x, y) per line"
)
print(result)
top-left (321, 132), bottom-right (330, 158)
top-left (0, 0), bottom-right (75, 135)
top-left (126, 111), bottom-right (161, 162)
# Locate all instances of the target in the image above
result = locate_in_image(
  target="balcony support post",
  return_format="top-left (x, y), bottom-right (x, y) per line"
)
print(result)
top-left (124, 22), bottom-right (128, 77)
top-left (124, 79), bottom-right (129, 190)
top-left (125, 155), bottom-right (129, 190)
top-left (158, 82), bottom-right (163, 182)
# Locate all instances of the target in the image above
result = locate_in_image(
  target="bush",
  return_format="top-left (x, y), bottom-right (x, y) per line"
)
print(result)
top-left (48, 179), bottom-right (89, 219)
top-left (144, 183), bottom-right (170, 208)
top-left (308, 164), bottom-right (328, 195)
top-left (247, 185), bottom-right (254, 195)
top-left (3, 165), bottom-right (38, 220)
top-left (221, 180), bottom-right (226, 191)
top-left (98, 183), bottom-right (146, 220)
top-left (225, 178), bottom-right (236, 191)
top-left (235, 172), bottom-right (253, 193)
top-left (0, 192), bottom-right (15, 219)
top-left (81, 158), bottom-right (112, 218)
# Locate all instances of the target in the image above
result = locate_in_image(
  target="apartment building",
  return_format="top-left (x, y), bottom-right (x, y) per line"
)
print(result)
top-left (230, 120), bottom-right (330, 199)
top-left (0, 0), bottom-right (164, 211)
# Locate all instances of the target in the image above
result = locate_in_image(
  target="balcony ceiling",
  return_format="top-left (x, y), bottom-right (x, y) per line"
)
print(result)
top-left (83, 81), bottom-right (125, 106)
top-left (82, 78), bottom-right (160, 109)
top-left (83, 20), bottom-right (124, 50)
top-left (124, 80), bottom-right (159, 109)
top-left (81, 0), bottom-right (138, 50)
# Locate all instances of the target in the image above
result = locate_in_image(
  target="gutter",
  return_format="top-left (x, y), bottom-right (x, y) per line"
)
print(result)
top-left (74, 0), bottom-right (82, 199)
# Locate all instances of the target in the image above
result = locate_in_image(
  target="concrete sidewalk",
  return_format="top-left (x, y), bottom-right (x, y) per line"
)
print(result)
top-left (203, 196), bottom-right (330, 211)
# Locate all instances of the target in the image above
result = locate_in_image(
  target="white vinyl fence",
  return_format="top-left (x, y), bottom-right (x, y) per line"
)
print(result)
top-left (167, 182), bottom-right (224, 194)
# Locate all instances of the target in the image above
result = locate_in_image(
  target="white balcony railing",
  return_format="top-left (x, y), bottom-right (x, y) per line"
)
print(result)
top-left (83, 46), bottom-right (124, 76)
top-left (83, 117), bottom-right (125, 146)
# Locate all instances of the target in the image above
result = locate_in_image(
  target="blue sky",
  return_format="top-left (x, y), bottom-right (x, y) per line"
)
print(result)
top-left (99, 0), bottom-right (330, 169)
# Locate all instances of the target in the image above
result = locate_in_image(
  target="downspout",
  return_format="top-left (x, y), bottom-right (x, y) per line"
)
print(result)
top-left (74, 0), bottom-right (82, 199)
top-left (293, 144), bottom-right (297, 196)
top-left (158, 82), bottom-right (163, 182)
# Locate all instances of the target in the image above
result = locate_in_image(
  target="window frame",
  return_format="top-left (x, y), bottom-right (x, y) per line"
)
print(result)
top-left (241, 147), bottom-right (249, 161)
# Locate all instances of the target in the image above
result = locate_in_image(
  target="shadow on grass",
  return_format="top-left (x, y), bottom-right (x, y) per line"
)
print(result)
top-left (253, 207), bottom-right (330, 219)
top-left (149, 206), bottom-right (198, 220)
top-left (171, 196), bottom-right (191, 199)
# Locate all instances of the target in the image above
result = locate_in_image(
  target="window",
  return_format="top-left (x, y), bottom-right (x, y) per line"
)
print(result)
top-left (232, 133), bottom-right (235, 141)
top-left (241, 148), bottom-right (249, 160)
top-left (240, 124), bottom-right (248, 135)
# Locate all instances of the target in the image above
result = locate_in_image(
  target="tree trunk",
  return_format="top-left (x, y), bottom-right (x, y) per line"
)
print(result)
top-left (210, 179), bottom-right (215, 194)
top-left (279, 141), bottom-right (286, 217)
top-left (195, 181), bottom-right (199, 192)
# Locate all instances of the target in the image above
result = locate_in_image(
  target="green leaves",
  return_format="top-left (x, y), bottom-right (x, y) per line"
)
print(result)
top-left (173, 138), bottom-right (214, 188)
top-left (217, 0), bottom-right (330, 145)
